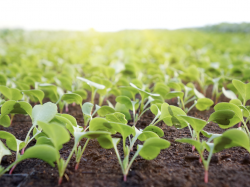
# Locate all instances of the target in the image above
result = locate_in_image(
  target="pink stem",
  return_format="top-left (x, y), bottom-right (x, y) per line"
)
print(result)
top-left (10, 115), bottom-right (14, 126)
top-left (192, 145), bottom-right (195, 152)
top-left (21, 146), bottom-right (26, 155)
top-left (72, 102), bottom-right (76, 106)
top-left (65, 105), bottom-right (69, 113)
top-left (238, 121), bottom-right (242, 128)
top-left (75, 163), bottom-right (79, 171)
top-left (204, 170), bottom-right (208, 183)
top-left (58, 176), bottom-right (63, 185)
top-left (123, 174), bottom-right (127, 182)
top-left (9, 164), bottom-right (16, 174)
top-left (199, 157), bottom-right (202, 163)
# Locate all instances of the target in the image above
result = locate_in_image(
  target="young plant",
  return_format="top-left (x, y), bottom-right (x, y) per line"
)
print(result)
top-left (0, 145), bottom-right (58, 177)
top-left (89, 112), bottom-right (170, 181)
top-left (77, 77), bottom-right (105, 104)
top-left (81, 102), bottom-right (100, 130)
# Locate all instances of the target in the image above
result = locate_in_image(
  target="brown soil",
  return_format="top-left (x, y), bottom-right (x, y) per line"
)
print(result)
top-left (1, 90), bottom-right (250, 187)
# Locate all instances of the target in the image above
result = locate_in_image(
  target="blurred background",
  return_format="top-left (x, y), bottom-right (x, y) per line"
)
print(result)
top-left (1, 0), bottom-right (250, 32)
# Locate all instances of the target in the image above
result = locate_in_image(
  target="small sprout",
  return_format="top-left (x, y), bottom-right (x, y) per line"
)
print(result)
top-left (81, 102), bottom-right (100, 129)
top-left (97, 106), bottom-right (115, 117)
top-left (61, 92), bottom-right (83, 110)
top-left (77, 77), bottom-right (105, 104)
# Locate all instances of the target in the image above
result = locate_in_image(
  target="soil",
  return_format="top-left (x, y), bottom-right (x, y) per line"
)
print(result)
top-left (1, 89), bottom-right (250, 187)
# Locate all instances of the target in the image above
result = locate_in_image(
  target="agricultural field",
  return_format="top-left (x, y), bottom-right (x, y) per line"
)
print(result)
top-left (0, 28), bottom-right (250, 187)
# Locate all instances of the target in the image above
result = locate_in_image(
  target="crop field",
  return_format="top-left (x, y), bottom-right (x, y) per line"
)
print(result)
top-left (0, 29), bottom-right (250, 187)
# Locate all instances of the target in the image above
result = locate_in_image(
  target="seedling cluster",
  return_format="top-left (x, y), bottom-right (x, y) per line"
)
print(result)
top-left (1, 29), bottom-right (250, 185)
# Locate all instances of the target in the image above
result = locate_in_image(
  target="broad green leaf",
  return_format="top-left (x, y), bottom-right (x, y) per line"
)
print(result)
top-left (61, 114), bottom-right (77, 127)
top-left (77, 77), bottom-right (105, 90)
top-left (22, 90), bottom-right (44, 104)
top-left (19, 145), bottom-right (59, 167)
top-left (165, 91), bottom-right (184, 100)
top-left (153, 82), bottom-right (170, 98)
top-left (97, 106), bottom-right (115, 117)
top-left (0, 86), bottom-right (23, 101)
top-left (106, 112), bottom-right (127, 124)
top-left (0, 100), bottom-right (32, 117)
top-left (82, 102), bottom-right (93, 116)
top-left (73, 131), bottom-right (111, 144)
top-left (38, 121), bottom-right (70, 150)
top-left (73, 90), bottom-right (87, 100)
top-left (38, 84), bottom-right (58, 102)
top-left (89, 117), bottom-right (116, 134)
top-left (163, 116), bottom-right (188, 129)
top-left (114, 102), bottom-right (131, 120)
top-left (229, 99), bottom-right (242, 106)
top-left (222, 87), bottom-right (237, 100)
top-left (208, 110), bottom-right (240, 129)
top-left (161, 103), bottom-right (186, 119)
top-left (97, 135), bottom-right (114, 149)
top-left (115, 96), bottom-right (133, 110)
top-left (0, 115), bottom-right (11, 127)
top-left (176, 138), bottom-right (202, 151)
top-left (0, 131), bottom-right (25, 151)
top-left (196, 98), bottom-right (214, 111)
top-left (0, 74), bottom-right (7, 86)
top-left (179, 115), bottom-right (207, 133)
top-left (36, 136), bottom-right (54, 147)
top-left (61, 93), bottom-right (82, 106)
top-left (0, 140), bottom-right (11, 163)
top-left (214, 102), bottom-right (243, 121)
top-left (32, 102), bottom-right (57, 126)
top-left (51, 114), bottom-right (74, 134)
top-left (232, 79), bottom-right (250, 104)
top-left (138, 131), bottom-right (159, 141)
top-left (194, 88), bottom-right (205, 99)
top-left (150, 104), bottom-right (160, 116)
top-left (144, 126), bottom-right (164, 137)
top-left (139, 137), bottom-right (170, 160)
top-left (214, 129), bottom-right (250, 153)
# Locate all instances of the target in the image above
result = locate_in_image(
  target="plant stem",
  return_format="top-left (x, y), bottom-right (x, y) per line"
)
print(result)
top-left (10, 114), bottom-right (14, 125)
top-left (123, 174), bottom-right (127, 182)
top-left (204, 170), bottom-right (208, 183)
top-left (75, 139), bottom-right (90, 170)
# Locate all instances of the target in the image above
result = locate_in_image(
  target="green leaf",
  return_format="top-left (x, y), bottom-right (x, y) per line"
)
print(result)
top-left (138, 131), bottom-right (159, 141)
top-left (22, 90), bottom-right (44, 104)
top-left (143, 126), bottom-right (164, 137)
top-left (74, 131), bottom-right (111, 144)
top-left (150, 104), bottom-right (160, 116)
top-left (97, 106), bottom-right (115, 117)
top-left (19, 145), bottom-right (59, 167)
top-left (97, 135), bottom-right (114, 149)
top-left (165, 91), bottom-right (184, 100)
top-left (77, 77), bottom-right (105, 90)
top-left (178, 115), bottom-right (207, 133)
top-left (0, 115), bottom-right (11, 127)
top-left (194, 88), bottom-right (205, 99)
top-left (0, 100), bottom-right (32, 117)
top-left (0, 74), bottom-right (7, 86)
top-left (61, 114), bottom-right (77, 127)
top-left (89, 117), bottom-right (116, 134)
top-left (114, 102), bottom-right (131, 120)
top-left (0, 86), bottom-right (23, 101)
top-left (214, 129), bottom-right (250, 153)
top-left (38, 121), bottom-right (70, 150)
top-left (82, 102), bottom-right (94, 117)
top-left (73, 90), bottom-right (87, 100)
top-left (38, 84), bottom-right (58, 102)
top-left (130, 83), bottom-right (160, 97)
top-left (61, 93), bottom-right (82, 106)
top-left (0, 140), bottom-right (11, 163)
top-left (176, 138), bottom-right (202, 151)
top-left (160, 103), bottom-right (186, 119)
top-left (214, 102), bottom-right (243, 121)
top-left (208, 110), bottom-right (240, 129)
top-left (139, 137), bottom-right (170, 160)
top-left (222, 87), bottom-right (237, 100)
top-left (232, 79), bottom-right (250, 104)
top-left (0, 131), bottom-right (25, 151)
top-left (196, 98), bottom-right (214, 111)
top-left (36, 136), bottom-right (54, 147)
top-left (229, 99), bottom-right (242, 106)
top-left (115, 96), bottom-right (133, 110)
top-left (32, 102), bottom-right (57, 126)
top-left (105, 112), bottom-right (127, 124)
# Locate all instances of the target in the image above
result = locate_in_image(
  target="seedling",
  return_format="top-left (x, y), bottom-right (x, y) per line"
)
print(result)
top-left (81, 102), bottom-right (100, 130)
top-left (89, 112), bottom-right (170, 181)
top-left (77, 77), bottom-right (105, 104)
